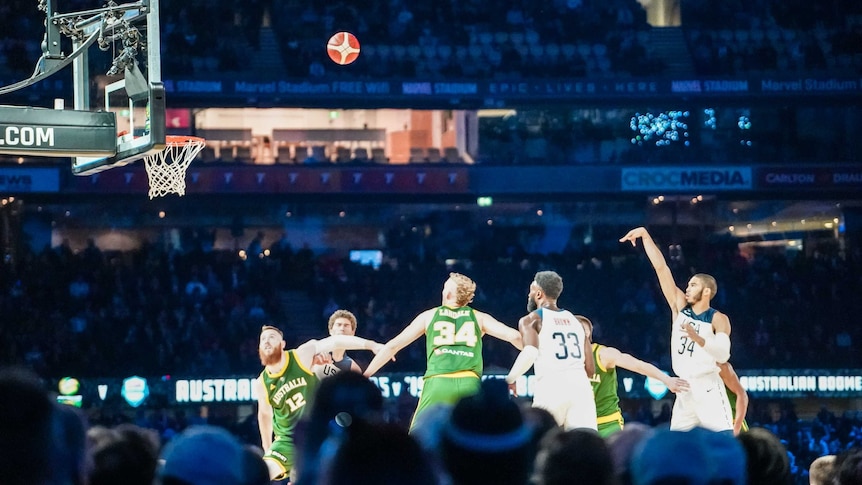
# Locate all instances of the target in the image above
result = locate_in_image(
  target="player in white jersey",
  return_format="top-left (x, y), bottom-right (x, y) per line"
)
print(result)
top-left (506, 271), bottom-right (597, 430)
top-left (312, 310), bottom-right (362, 380)
top-left (620, 227), bottom-right (733, 432)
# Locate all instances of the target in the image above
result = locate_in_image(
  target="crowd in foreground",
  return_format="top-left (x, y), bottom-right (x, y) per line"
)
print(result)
top-left (2, 366), bottom-right (861, 485)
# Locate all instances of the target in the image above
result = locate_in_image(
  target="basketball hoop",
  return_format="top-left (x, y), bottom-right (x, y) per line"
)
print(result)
top-left (143, 135), bottom-right (206, 199)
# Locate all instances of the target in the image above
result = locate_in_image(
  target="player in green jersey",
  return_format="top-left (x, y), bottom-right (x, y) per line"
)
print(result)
top-left (576, 315), bottom-right (689, 437)
top-left (719, 361), bottom-right (749, 435)
top-left (257, 325), bottom-right (384, 481)
top-left (364, 272), bottom-right (523, 431)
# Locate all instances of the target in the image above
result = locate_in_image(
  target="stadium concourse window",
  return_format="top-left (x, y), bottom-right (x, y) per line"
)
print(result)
top-left (475, 105), bottom-right (862, 165)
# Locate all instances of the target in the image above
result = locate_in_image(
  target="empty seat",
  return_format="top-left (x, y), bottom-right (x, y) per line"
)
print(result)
top-left (352, 147), bottom-right (369, 163)
top-left (335, 146), bottom-right (351, 163)
top-left (235, 145), bottom-right (253, 163)
top-left (427, 147), bottom-right (442, 163)
top-left (409, 147), bottom-right (426, 163)
top-left (443, 147), bottom-right (461, 163)
top-left (371, 148), bottom-right (387, 164)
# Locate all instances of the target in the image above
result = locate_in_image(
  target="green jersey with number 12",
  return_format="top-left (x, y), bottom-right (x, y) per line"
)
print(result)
top-left (425, 306), bottom-right (483, 378)
top-left (260, 350), bottom-right (319, 438)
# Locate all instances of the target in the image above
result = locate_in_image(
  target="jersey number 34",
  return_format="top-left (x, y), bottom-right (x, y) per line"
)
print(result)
top-left (432, 321), bottom-right (478, 347)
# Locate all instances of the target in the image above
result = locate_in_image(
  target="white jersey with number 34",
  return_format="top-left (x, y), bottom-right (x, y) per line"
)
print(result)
top-left (534, 308), bottom-right (588, 376)
top-left (671, 309), bottom-right (722, 379)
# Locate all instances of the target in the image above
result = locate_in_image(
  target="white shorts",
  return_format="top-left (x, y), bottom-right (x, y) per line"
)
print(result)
top-left (670, 372), bottom-right (733, 432)
top-left (532, 373), bottom-right (597, 431)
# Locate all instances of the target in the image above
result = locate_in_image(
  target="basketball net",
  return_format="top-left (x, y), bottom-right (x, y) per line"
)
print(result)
top-left (143, 136), bottom-right (205, 199)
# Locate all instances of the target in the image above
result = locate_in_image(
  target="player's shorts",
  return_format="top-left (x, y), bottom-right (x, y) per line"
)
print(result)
top-left (597, 410), bottom-right (624, 438)
top-left (410, 371), bottom-right (480, 431)
top-left (670, 372), bottom-right (733, 432)
top-left (532, 373), bottom-right (597, 431)
top-left (263, 435), bottom-right (295, 481)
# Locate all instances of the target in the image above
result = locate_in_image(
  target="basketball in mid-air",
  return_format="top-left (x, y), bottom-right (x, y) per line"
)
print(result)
top-left (327, 31), bottom-right (361, 65)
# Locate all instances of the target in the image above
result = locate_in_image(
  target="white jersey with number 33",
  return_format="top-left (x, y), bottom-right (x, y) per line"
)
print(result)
top-left (534, 308), bottom-right (588, 376)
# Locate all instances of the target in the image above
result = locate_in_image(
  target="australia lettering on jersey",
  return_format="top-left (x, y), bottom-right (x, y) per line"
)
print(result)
top-left (272, 377), bottom-right (308, 406)
top-left (438, 308), bottom-right (471, 319)
top-left (589, 373), bottom-right (602, 384)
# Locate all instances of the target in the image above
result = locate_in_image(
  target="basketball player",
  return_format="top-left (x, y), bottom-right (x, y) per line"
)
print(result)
top-left (363, 272), bottom-right (523, 431)
top-left (575, 314), bottom-right (690, 437)
top-left (719, 361), bottom-right (749, 435)
top-left (620, 226), bottom-right (734, 432)
top-left (312, 310), bottom-right (363, 379)
top-left (505, 271), bottom-right (597, 430)
top-left (257, 325), bottom-right (383, 481)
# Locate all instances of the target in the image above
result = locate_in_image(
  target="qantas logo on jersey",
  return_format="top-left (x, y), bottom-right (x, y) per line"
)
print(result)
top-left (271, 377), bottom-right (308, 406)
top-left (434, 348), bottom-right (475, 358)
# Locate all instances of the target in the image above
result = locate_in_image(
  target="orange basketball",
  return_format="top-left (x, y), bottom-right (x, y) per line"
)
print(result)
top-left (327, 31), bottom-right (361, 65)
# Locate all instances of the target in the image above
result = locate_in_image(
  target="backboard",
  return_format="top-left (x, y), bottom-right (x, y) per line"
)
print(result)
top-left (0, 0), bottom-right (165, 174)
top-left (69, 0), bottom-right (166, 175)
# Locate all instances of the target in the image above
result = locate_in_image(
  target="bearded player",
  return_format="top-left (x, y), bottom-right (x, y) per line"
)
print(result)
top-left (257, 325), bottom-right (383, 481)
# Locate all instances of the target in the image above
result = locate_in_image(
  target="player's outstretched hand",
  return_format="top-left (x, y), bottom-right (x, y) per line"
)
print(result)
top-left (619, 227), bottom-right (648, 246)
top-left (507, 381), bottom-right (519, 397)
top-left (312, 353), bottom-right (333, 366)
top-left (733, 418), bottom-right (745, 436)
top-left (666, 377), bottom-right (690, 393)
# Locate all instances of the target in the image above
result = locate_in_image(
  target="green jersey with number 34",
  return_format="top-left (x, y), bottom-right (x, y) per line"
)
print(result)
top-left (260, 350), bottom-right (319, 438)
top-left (425, 306), bottom-right (483, 378)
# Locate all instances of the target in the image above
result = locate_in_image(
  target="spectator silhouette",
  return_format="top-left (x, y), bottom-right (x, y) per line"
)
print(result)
top-left (442, 378), bottom-right (533, 485)
top-left (0, 367), bottom-right (55, 485)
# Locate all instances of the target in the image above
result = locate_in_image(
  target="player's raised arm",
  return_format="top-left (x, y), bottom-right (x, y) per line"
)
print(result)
top-left (719, 362), bottom-right (748, 436)
top-left (363, 310), bottom-right (431, 377)
top-left (295, 335), bottom-right (383, 370)
top-left (620, 226), bottom-right (686, 313)
top-left (256, 376), bottom-right (274, 451)
top-left (476, 310), bottom-right (524, 350)
top-left (601, 346), bottom-right (689, 393)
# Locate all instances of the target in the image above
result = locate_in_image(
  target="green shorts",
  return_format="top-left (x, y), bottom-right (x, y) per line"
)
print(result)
top-left (597, 411), bottom-right (624, 438)
top-left (263, 435), bottom-right (295, 481)
top-left (410, 372), bottom-right (481, 431)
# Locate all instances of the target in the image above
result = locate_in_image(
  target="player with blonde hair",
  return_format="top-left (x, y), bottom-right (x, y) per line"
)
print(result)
top-left (365, 273), bottom-right (523, 430)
